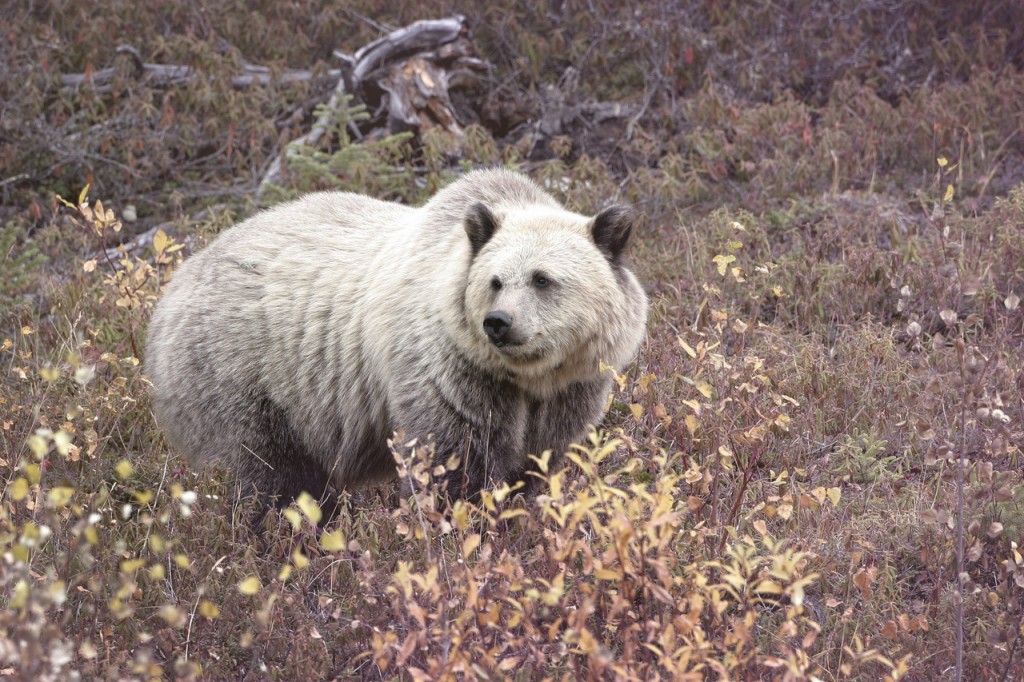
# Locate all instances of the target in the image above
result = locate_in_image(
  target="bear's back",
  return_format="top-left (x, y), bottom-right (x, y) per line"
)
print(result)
top-left (146, 191), bottom-right (420, 472)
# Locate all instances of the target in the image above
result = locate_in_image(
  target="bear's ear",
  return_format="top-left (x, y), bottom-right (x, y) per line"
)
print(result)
top-left (465, 203), bottom-right (499, 257)
top-left (591, 205), bottom-right (635, 265)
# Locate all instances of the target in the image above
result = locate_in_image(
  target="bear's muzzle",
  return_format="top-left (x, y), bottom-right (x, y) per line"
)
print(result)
top-left (483, 310), bottom-right (514, 345)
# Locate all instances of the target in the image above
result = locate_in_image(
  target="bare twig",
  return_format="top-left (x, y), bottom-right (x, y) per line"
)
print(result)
top-left (955, 338), bottom-right (967, 682)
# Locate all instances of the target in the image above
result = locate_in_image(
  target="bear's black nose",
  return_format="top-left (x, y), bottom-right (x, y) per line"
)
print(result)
top-left (483, 311), bottom-right (513, 343)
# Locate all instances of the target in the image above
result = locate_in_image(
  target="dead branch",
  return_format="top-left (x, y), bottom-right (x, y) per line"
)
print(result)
top-left (351, 16), bottom-right (467, 87)
top-left (61, 45), bottom-right (340, 92)
top-left (257, 15), bottom-right (489, 198)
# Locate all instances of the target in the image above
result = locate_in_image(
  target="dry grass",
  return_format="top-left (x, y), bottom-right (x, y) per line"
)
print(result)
top-left (2, 0), bottom-right (1024, 679)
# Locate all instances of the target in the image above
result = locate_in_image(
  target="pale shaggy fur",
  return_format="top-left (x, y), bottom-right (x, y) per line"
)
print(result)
top-left (146, 169), bottom-right (647, 506)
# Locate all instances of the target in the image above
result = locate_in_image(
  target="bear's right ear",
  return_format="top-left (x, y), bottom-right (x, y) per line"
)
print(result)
top-left (465, 203), bottom-right (498, 257)
top-left (591, 205), bottom-right (635, 266)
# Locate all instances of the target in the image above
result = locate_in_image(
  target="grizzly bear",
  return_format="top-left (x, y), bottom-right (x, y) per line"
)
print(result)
top-left (145, 169), bottom-right (647, 509)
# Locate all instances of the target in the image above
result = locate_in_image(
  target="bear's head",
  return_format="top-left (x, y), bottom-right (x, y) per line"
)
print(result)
top-left (462, 201), bottom-right (644, 384)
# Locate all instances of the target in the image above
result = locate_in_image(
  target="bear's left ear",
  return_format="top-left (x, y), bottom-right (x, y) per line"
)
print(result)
top-left (465, 203), bottom-right (499, 257)
top-left (591, 205), bottom-right (635, 265)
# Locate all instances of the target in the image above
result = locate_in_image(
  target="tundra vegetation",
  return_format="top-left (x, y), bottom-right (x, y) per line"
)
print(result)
top-left (2, 1), bottom-right (1024, 679)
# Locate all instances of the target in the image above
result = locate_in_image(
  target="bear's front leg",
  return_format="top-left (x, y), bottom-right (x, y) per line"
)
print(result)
top-left (389, 359), bottom-right (527, 501)
top-left (519, 376), bottom-right (613, 495)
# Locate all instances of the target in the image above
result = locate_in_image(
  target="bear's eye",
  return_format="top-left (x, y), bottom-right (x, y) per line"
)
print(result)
top-left (532, 273), bottom-right (550, 288)
top-left (490, 276), bottom-right (502, 291)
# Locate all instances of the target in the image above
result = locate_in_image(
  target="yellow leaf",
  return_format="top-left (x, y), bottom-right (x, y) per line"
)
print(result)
top-left (295, 492), bottom-right (322, 525)
top-left (10, 580), bottom-right (29, 610)
top-left (27, 435), bottom-right (47, 462)
top-left (78, 183), bottom-right (91, 207)
top-left (9, 477), bottom-right (28, 501)
top-left (237, 576), bottom-right (261, 595)
top-left (153, 229), bottom-right (168, 255)
top-left (695, 381), bottom-right (714, 399)
top-left (115, 460), bottom-right (134, 480)
top-left (47, 486), bottom-right (74, 508)
top-left (827, 487), bottom-right (841, 506)
top-left (629, 403), bottom-right (643, 420)
top-left (462, 533), bottom-right (482, 560)
top-left (943, 184), bottom-right (954, 202)
top-left (282, 508), bottom-right (301, 530)
top-left (712, 254), bottom-right (736, 276)
top-left (320, 530), bottom-right (345, 552)
top-left (53, 430), bottom-right (72, 456)
top-left (199, 600), bottom-right (220, 619)
top-left (159, 605), bottom-right (183, 625)
top-left (684, 414), bottom-right (699, 435)
top-left (678, 337), bottom-right (697, 358)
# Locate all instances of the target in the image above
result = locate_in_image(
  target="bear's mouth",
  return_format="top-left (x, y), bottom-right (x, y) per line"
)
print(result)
top-left (492, 341), bottom-right (546, 364)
